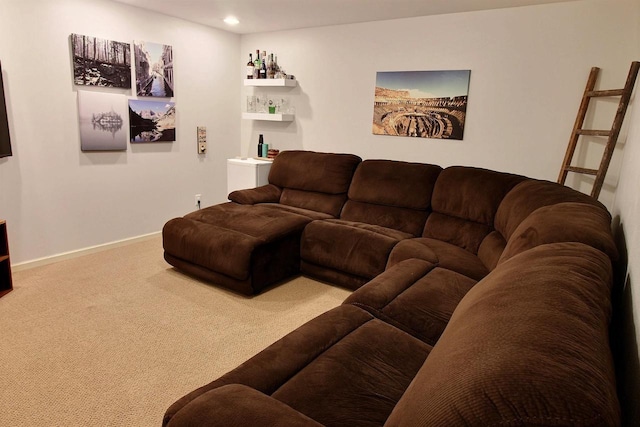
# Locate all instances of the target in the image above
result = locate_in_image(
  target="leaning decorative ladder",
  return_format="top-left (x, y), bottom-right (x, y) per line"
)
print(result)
top-left (558, 61), bottom-right (639, 199)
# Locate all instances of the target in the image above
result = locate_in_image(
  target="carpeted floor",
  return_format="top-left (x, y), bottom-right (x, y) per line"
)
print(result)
top-left (0, 236), bottom-right (350, 426)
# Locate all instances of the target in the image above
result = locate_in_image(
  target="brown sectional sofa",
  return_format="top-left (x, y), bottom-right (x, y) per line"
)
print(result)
top-left (162, 150), bottom-right (621, 426)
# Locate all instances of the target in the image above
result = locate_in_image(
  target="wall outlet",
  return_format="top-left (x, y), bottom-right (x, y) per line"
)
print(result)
top-left (195, 194), bottom-right (201, 208)
top-left (197, 126), bottom-right (206, 154)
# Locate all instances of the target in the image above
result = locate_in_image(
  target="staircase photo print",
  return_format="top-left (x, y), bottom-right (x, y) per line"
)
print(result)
top-left (372, 70), bottom-right (470, 140)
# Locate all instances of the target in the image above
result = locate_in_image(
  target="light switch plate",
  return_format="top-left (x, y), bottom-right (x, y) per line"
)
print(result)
top-left (197, 126), bottom-right (206, 154)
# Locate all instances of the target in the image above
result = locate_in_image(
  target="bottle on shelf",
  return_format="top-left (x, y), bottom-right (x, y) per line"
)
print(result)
top-left (267, 53), bottom-right (276, 79)
top-left (254, 50), bottom-right (261, 79)
top-left (260, 51), bottom-right (267, 79)
top-left (246, 53), bottom-right (254, 79)
top-left (258, 134), bottom-right (264, 157)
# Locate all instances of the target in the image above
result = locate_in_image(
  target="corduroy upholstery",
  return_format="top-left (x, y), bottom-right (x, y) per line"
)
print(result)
top-left (300, 160), bottom-right (442, 289)
top-left (162, 150), bottom-right (619, 426)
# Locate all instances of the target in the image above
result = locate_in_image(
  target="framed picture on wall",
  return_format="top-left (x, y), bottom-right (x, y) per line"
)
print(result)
top-left (71, 34), bottom-right (132, 89)
top-left (372, 70), bottom-right (470, 140)
top-left (77, 90), bottom-right (127, 151)
top-left (129, 99), bottom-right (175, 142)
top-left (0, 62), bottom-right (12, 158)
top-left (134, 41), bottom-right (174, 97)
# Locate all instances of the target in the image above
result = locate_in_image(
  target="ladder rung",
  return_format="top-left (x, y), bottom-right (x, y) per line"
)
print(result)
top-left (587, 89), bottom-right (625, 97)
top-left (565, 166), bottom-right (598, 175)
top-left (576, 129), bottom-right (611, 136)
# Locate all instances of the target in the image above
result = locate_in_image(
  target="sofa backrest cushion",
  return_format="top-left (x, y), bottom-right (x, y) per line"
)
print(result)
top-left (385, 242), bottom-right (620, 427)
top-left (268, 150), bottom-right (362, 217)
top-left (494, 179), bottom-right (608, 241)
top-left (423, 166), bottom-right (525, 253)
top-left (340, 160), bottom-right (442, 236)
top-left (499, 202), bottom-right (618, 264)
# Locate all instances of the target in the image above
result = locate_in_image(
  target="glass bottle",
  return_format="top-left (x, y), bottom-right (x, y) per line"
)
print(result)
top-left (246, 53), bottom-right (254, 79)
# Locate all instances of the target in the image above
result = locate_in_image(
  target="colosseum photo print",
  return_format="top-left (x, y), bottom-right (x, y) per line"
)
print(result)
top-left (372, 70), bottom-right (470, 140)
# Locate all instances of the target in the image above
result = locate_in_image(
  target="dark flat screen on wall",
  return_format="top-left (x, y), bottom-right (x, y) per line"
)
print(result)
top-left (0, 62), bottom-right (12, 158)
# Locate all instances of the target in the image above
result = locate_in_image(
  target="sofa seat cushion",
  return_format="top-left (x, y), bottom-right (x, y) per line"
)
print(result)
top-left (345, 259), bottom-right (477, 346)
top-left (260, 202), bottom-right (335, 220)
top-left (301, 219), bottom-right (414, 281)
top-left (387, 238), bottom-right (489, 281)
top-left (386, 243), bottom-right (619, 426)
top-left (163, 305), bottom-right (431, 427)
top-left (163, 203), bottom-right (311, 293)
top-left (165, 385), bottom-right (323, 427)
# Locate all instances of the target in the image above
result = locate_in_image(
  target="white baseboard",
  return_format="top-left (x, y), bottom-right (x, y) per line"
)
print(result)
top-left (12, 232), bottom-right (161, 272)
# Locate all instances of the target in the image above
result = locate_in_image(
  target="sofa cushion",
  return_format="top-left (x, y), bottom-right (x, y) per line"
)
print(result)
top-left (301, 219), bottom-right (413, 280)
top-left (345, 259), bottom-right (477, 346)
top-left (163, 203), bottom-right (310, 281)
top-left (165, 385), bottom-right (322, 427)
top-left (495, 179), bottom-right (608, 241)
top-left (386, 242), bottom-right (619, 426)
top-left (340, 160), bottom-right (442, 235)
top-left (387, 238), bottom-right (489, 281)
top-left (499, 202), bottom-right (618, 264)
top-left (164, 305), bottom-right (431, 427)
top-left (267, 150), bottom-right (361, 217)
top-left (423, 166), bottom-right (525, 253)
top-left (228, 184), bottom-right (282, 205)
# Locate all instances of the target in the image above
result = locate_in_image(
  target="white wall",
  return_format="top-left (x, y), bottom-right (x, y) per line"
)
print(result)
top-left (240, 0), bottom-right (637, 210)
top-left (611, 3), bottom-right (640, 423)
top-left (0, 0), bottom-right (240, 264)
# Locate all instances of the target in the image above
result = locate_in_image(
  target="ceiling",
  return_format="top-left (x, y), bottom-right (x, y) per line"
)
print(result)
top-left (112, 0), bottom-right (580, 35)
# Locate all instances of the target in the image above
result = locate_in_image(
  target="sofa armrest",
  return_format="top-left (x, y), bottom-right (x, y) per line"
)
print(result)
top-left (228, 184), bottom-right (282, 205)
top-left (165, 384), bottom-right (323, 427)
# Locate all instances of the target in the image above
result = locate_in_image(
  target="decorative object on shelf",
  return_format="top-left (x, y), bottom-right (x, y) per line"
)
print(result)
top-left (0, 61), bottom-right (11, 158)
top-left (372, 70), bottom-right (470, 140)
top-left (267, 149), bottom-right (280, 159)
top-left (134, 41), bottom-right (174, 97)
top-left (129, 99), bottom-right (176, 142)
top-left (71, 34), bottom-right (131, 89)
top-left (78, 91), bottom-right (127, 151)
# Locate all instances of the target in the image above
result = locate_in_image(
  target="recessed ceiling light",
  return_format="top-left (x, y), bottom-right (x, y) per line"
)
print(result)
top-left (224, 16), bottom-right (239, 25)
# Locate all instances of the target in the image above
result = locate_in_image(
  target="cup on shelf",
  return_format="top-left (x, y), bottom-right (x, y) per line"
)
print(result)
top-left (256, 95), bottom-right (268, 113)
top-left (268, 96), bottom-right (277, 114)
top-left (246, 95), bottom-right (256, 113)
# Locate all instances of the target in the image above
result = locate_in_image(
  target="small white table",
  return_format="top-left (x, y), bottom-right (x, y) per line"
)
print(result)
top-left (227, 158), bottom-right (273, 195)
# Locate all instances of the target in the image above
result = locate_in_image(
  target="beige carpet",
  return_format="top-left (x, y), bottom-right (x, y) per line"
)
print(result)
top-left (0, 236), bottom-right (350, 426)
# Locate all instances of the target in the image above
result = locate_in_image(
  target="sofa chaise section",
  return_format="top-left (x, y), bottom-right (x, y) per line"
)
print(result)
top-left (163, 150), bottom-right (361, 295)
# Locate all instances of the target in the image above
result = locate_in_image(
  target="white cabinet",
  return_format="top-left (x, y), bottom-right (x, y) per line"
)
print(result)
top-left (227, 158), bottom-right (273, 195)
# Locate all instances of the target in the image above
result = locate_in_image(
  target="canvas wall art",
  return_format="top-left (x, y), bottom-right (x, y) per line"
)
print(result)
top-left (71, 34), bottom-right (131, 89)
top-left (129, 99), bottom-right (175, 142)
top-left (372, 70), bottom-right (470, 140)
top-left (134, 41), bottom-right (174, 97)
top-left (0, 62), bottom-right (12, 158)
top-left (77, 91), bottom-right (127, 151)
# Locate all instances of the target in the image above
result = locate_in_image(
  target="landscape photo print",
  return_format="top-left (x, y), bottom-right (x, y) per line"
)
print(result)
top-left (128, 99), bottom-right (175, 142)
top-left (372, 70), bottom-right (470, 140)
top-left (71, 34), bottom-right (131, 89)
top-left (77, 90), bottom-right (127, 151)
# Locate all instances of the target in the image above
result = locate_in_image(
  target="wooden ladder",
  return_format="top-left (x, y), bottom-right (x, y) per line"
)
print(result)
top-left (557, 61), bottom-right (639, 199)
